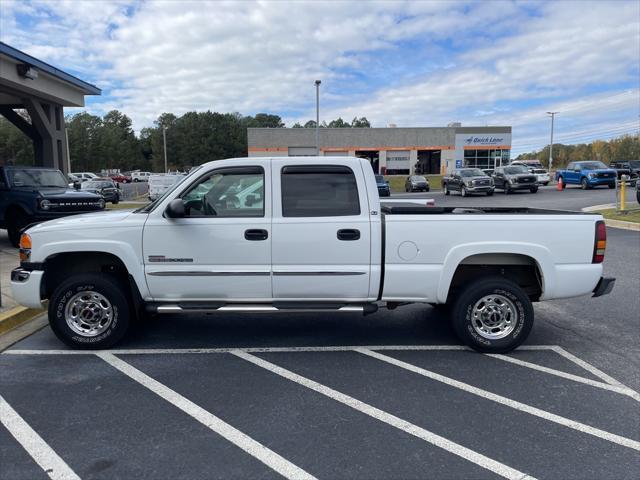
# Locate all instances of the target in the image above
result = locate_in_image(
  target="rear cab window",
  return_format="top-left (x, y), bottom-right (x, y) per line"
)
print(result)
top-left (280, 165), bottom-right (360, 217)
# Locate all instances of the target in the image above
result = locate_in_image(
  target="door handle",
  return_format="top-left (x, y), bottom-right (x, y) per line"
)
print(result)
top-left (337, 229), bottom-right (360, 241)
top-left (245, 229), bottom-right (268, 241)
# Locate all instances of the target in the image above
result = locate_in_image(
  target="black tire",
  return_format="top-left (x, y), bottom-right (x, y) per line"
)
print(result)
top-left (425, 187), bottom-right (430, 192)
top-left (530, 186), bottom-right (538, 193)
top-left (608, 183), bottom-right (615, 189)
top-left (444, 184), bottom-right (450, 195)
top-left (543, 182), bottom-right (549, 186)
top-left (48, 274), bottom-right (131, 349)
top-left (486, 190), bottom-right (494, 196)
top-left (134, 178), bottom-right (139, 182)
top-left (581, 178), bottom-right (590, 190)
top-left (6, 209), bottom-right (28, 248)
top-left (112, 198), bottom-right (119, 205)
top-left (504, 182), bottom-right (511, 194)
top-left (461, 186), bottom-right (467, 197)
top-left (451, 276), bottom-right (534, 353)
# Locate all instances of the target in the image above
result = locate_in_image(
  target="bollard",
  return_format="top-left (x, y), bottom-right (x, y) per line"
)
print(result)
top-left (620, 174), bottom-right (628, 212)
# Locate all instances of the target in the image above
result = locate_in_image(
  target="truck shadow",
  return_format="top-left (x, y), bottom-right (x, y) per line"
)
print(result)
top-left (120, 304), bottom-right (460, 349)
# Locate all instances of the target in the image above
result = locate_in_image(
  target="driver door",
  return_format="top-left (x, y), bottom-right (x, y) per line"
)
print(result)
top-left (143, 163), bottom-right (272, 301)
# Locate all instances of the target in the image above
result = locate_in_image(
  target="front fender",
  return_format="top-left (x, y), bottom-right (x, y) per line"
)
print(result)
top-left (437, 242), bottom-right (555, 303)
top-left (35, 239), bottom-right (150, 299)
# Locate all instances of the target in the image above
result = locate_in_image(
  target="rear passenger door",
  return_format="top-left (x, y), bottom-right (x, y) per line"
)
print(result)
top-left (271, 160), bottom-right (372, 301)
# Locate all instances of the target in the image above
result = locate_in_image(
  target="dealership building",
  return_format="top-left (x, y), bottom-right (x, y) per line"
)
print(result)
top-left (248, 125), bottom-right (512, 175)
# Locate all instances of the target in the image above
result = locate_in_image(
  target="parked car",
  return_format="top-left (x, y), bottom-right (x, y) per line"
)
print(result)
top-left (11, 156), bottom-right (614, 353)
top-left (375, 175), bottom-right (390, 197)
top-left (609, 160), bottom-right (640, 182)
top-left (493, 166), bottom-right (539, 193)
top-left (531, 168), bottom-right (551, 186)
top-left (69, 172), bottom-right (99, 182)
top-left (110, 173), bottom-right (132, 184)
top-left (0, 166), bottom-right (105, 247)
top-left (132, 171), bottom-right (152, 182)
top-left (442, 168), bottom-right (494, 196)
top-left (81, 179), bottom-right (120, 204)
top-left (405, 175), bottom-right (430, 192)
top-left (510, 160), bottom-right (544, 171)
top-left (555, 161), bottom-right (616, 189)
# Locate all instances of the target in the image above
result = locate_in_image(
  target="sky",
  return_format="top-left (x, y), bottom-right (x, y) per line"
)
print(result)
top-left (1, 0), bottom-right (638, 155)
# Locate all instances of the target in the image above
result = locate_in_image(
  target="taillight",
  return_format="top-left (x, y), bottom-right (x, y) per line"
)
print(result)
top-left (592, 220), bottom-right (606, 263)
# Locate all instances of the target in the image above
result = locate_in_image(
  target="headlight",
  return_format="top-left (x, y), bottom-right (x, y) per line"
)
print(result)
top-left (40, 199), bottom-right (51, 210)
top-left (588, 172), bottom-right (596, 178)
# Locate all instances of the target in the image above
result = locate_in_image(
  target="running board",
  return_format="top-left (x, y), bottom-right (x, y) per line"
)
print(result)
top-left (153, 303), bottom-right (377, 314)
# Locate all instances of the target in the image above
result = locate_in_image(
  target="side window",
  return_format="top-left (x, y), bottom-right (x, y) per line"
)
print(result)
top-left (181, 167), bottom-right (264, 217)
top-left (567, 162), bottom-right (574, 170)
top-left (281, 165), bottom-right (360, 217)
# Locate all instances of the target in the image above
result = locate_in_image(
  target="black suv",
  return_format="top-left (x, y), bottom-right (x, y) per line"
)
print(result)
top-left (609, 160), bottom-right (640, 182)
top-left (0, 166), bottom-right (106, 247)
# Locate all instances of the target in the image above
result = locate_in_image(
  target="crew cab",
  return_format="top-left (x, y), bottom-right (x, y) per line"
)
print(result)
top-left (0, 166), bottom-right (105, 247)
top-left (556, 161), bottom-right (616, 189)
top-left (493, 166), bottom-right (539, 193)
top-left (442, 168), bottom-right (494, 196)
top-left (11, 157), bottom-right (614, 353)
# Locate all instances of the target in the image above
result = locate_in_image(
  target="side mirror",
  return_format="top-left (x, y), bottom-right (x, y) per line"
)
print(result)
top-left (165, 198), bottom-right (185, 218)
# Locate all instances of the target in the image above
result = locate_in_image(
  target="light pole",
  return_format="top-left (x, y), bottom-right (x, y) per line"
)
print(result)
top-left (315, 80), bottom-right (321, 155)
top-left (546, 112), bottom-right (558, 172)
top-left (162, 126), bottom-right (168, 173)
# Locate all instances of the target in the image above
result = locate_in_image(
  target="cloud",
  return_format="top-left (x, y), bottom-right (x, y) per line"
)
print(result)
top-left (1, 0), bottom-right (638, 154)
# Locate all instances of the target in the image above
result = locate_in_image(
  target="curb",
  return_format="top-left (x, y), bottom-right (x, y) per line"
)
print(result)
top-left (581, 205), bottom-right (640, 231)
top-left (0, 306), bottom-right (45, 335)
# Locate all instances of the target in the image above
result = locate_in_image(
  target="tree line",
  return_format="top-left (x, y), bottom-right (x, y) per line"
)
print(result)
top-left (0, 110), bottom-right (371, 173)
top-left (515, 134), bottom-right (640, 169)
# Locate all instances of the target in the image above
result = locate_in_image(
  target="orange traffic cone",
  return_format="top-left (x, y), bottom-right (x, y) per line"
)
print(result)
top-left (557, 177), bottom-right (563, 191)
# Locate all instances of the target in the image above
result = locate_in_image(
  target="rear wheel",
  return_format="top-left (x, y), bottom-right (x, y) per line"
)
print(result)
top-left (530, 186), bottom-right (538, 193)
top-left (451, 276), bottom-right (534, 353)
top-left (444, 184), bottom-right (450, 195)
top-left (48, 273), bottom-right (131, 349)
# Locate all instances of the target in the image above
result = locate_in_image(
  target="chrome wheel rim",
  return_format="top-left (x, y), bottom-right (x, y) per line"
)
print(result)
top-left (471, 294), bottom-right (518, 340)
top-left (65, 291), bottom-right (114, 337)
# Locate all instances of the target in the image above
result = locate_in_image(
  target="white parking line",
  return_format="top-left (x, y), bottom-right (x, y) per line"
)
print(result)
top-left (231, 350), bottom-right (536, 480)
top-left (0, 395), bottom-right (80, 480)
top-left (96, 353), bottom-right (316, 480)
top-left (356, 348), bottom-right (640, 452)
top-left (550, 346), bottom-right (629, 387)
top-left (487, 354), bottom-right (640, 401)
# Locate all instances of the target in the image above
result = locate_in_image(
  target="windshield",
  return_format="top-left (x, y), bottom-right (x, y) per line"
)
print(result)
top-left (136, 166), bottom-right (202, 213)
top-left (8, 168), bottom-right (68, 188)
top-left (459, 169), bottom-right (485, 177)
top-left (83, 181), bottom-right (113, 189)
top-left (580, 161), bottom-right (608, 170)
top-left (628, 161), bottom-right (640, 168)
top-left (504, 166), bottom-right (528, 174)
top-left (410, 176), bottom-right (426, 181)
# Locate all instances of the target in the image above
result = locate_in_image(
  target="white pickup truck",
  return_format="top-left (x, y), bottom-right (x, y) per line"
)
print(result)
top-left (11, 157), bottom-right (614, 352)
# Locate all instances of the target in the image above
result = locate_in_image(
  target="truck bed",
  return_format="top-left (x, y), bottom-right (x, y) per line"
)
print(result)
top-left (380, 205), bottom-right (590, 215)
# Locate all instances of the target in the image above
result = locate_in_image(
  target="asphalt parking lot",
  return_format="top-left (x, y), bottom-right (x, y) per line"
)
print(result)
top-left (1, 184), bottom-right (639, 480)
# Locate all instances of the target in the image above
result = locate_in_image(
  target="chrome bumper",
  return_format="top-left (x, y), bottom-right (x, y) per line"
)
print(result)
top-left (10, 268), bottom-right (45, 309)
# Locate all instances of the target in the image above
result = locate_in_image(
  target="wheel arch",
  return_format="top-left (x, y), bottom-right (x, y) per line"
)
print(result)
top-left (438, 244), bottom-right (554, 304)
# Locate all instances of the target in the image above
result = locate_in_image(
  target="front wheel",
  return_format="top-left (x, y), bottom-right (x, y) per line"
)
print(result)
top-left (581, 178), bottom-right (590, 190)
top-left (530, 186), bottom-right (538, 193)
top-left (451, 276), bottom-right (534, 353)
top-left (504, 182), bottom-right (511, 194)
top-left (608, 184), bottom-right (615, 189)
top-left (461, 186), bottom-right (468, 197)
top-left (486, 190), bottom-right (494, 196)
top-left (48, 274), bottom-right (132, 349)
top-left (444, 184), bottom-right (450, 195)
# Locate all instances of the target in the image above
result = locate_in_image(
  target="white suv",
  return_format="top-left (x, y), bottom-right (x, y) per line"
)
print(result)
top-left (132, 171), bottom-right (152, 182)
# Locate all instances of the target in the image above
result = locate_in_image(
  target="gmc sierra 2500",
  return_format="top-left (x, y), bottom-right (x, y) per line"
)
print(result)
top-left (11, 157), bottom-right (614, 352)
